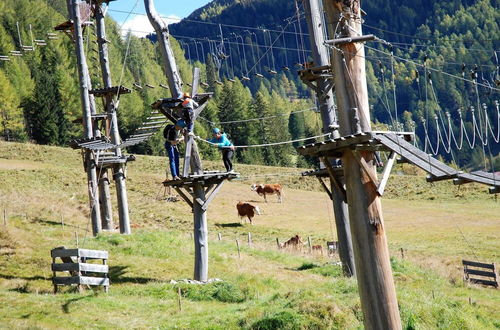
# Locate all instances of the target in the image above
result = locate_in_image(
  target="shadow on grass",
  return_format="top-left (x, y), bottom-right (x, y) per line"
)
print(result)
top-left (108, 266), bottom-right (158, 284)
top-left (62, 295), bottom-right (93, 314)
top-left (215, 223), bottom-right (243, 228)
top-left (1, 274), bottom-right (49, 281)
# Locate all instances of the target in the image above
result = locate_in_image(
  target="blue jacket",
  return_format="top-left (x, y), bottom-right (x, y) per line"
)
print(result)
top-left (208, 133), bottom-right (233, 149)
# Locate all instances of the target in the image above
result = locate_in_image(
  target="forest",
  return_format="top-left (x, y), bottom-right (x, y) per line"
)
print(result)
top-left (0, 0), bottom-right (499, 169)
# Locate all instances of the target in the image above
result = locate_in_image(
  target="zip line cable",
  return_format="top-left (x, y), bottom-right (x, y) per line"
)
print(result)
top-left (199, 107), bottom-right (317, 125)
top-left (196, 132), bottom-right (331, 149)
top-left (365, 45), bottom-right (500, 92)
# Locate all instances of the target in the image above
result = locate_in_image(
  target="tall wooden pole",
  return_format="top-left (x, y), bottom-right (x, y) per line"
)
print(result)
top-left (71, 0), bottom-right (101, 236)
top-left (302, 0), bottom-right (355, 276)
top-left (144, 0), bottom-right (183, 98)
top-left (322, 0), bottom-right (401, 328)
top-left (193, 183), bottom-right (208, 281)
top-left (95, 4), bottom-right (131, 234)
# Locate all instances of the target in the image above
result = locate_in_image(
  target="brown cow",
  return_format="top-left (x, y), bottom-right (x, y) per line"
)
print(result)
top-left (282, 235), bottom-right (303, 249)
top-left (236, 202), bottom-right (261, 225)
top-left (251, 183), bottom-right (283, 203)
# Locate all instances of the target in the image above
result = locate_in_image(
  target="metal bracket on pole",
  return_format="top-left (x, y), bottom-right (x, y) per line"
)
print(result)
top-left (324, 34), bottom-right (375, 46)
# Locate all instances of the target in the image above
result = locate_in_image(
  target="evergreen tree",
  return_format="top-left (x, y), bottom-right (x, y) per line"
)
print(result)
top-left (23, 47), bottom-right (68, 145)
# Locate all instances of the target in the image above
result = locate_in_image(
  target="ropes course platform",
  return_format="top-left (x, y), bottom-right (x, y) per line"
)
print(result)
top-left (298, 131), bottom-right (500, 194)
top-left (89, 85), bottom-right (131, 97)
top-left (70, 137), bottom-right (116, 150)
top-left (163, 171), bottom-right (239, 188)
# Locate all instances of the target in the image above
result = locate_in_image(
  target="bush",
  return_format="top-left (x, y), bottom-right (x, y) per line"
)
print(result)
top-left (297, 262), bottom-right (318, 270)
top-left (178, 282), bottom-right (248, 303)
top-left (251, 310), bottom-right (302, 330)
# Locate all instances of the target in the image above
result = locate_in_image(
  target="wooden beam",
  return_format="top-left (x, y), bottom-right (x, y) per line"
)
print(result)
top-left (202, 181), bottom-right (225, 211)
top-left (174, 187), bottom-right (193, 209)
top-left (377, 151), bottom-right (396, 196)
top-left (321, 157), bottom-right (347, 202)
top-left (351, 149), bottom-right (380, 195)
top-left (317, 177), bottom-right (333, 200)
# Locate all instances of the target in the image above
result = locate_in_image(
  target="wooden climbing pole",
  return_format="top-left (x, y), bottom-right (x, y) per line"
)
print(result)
top-left (300, 0), bottom-right (356, 277)
top-left (145, 0), bottom-right (239, 281)
top-left (322, 0), bottom-right (401, 328)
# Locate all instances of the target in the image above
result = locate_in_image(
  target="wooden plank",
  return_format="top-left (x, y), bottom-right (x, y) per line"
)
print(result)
top-left (317, 177), bottom-right (333, 200)
top-left (52, 263), bottom-right (108, 273)
top-left (321, 157), bottom-right (347, 202)
top-left (375, 134), bottom-right (451, 177)
top-left (377, 151), bottom-right (396, 196)
top-left (174, 187), bottom-right (193, 209)
top-left (182, 134), bottom-right (193, 177)
top-left (468, 278), bottom-right (498, 287)
top-left (380, 134), bottom-right (459, 176)
top-left (51, 248), bottom-right (108, 259)
top-left (53, 276), bottom-right (109, 286)
top-left (463, 260), bottom-right (495, 269)
top-left (465, 269), bottom-right (497, 278)
top-left (351, 150), bottom-right (380, 194)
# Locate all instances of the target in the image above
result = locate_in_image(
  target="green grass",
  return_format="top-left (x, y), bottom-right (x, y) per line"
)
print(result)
top-left (0, 141), bottom-right (499, 329)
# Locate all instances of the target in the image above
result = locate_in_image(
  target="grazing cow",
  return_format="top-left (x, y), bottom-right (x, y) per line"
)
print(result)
top-left (236, 202), bottom-right (261, 225)
top-left (282, 235), bottom-right (303, 249)
top-left (251, 183), bottom-right (283, 203)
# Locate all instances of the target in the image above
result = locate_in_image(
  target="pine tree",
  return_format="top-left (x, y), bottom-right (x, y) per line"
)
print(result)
top-left (23, 46), bottom-right (68, 145)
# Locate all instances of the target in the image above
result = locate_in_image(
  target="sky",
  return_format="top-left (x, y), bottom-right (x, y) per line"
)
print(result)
top-left (108, 0), bottom-right (213, 37)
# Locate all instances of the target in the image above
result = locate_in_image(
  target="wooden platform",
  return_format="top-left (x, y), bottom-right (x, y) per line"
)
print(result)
top-left (163, 171), bottom-right (239, 188)
top-left (301, 167), bottom-right (343, 178)
top-left (89, 85), bottom-right (131, 97)
top-left (297, 131), bottom-right (414, 157)
top-left (70, 137), bottom-right (116, 150)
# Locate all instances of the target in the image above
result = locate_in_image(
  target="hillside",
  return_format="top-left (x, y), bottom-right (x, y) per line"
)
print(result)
top-left (0, 141), bottom-right (499, 328)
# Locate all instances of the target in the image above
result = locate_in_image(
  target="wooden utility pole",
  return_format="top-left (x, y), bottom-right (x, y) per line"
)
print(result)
top-left (95, 3), bottom-right (131, 234)
top-left (301, 0), bottom-right (355, 276)
top-left (71, 0), bottom-right (101, 236)
top-left (322, 0), bottom-right (401, 328)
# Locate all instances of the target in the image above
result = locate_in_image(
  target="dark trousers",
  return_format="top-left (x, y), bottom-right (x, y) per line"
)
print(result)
top-left (222, 149), bottom-right (233, 172)
top-left (165, 143), bottom-right (180, 178)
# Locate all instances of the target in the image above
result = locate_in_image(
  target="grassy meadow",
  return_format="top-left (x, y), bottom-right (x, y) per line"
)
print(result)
top-left (0, 141), bottom-right (499, 329)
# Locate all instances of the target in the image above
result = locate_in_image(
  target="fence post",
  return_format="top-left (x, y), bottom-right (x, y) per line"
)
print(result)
top-left (3, 209), bottom-right (6, 226)
top-left (276, 237), bottom-right (280, 249)
top-left (236, 238), bottom-right (241, 258)
top-left (400, 247), bottom-right (405, 259)
top-left (308, 236), bottom-right (312, 253)
top-left (177, 287), bottom-right (182, 311)
top-left (218, 232), bottom-right (222, 241)
top-left (248, 232), bottom-right (252, 247)
top-left (61, 214), bottom-right (64, 230)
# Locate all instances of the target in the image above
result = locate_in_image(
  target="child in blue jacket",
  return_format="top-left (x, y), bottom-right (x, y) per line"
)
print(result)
top-left (208, 127), bottom-right (235, 172)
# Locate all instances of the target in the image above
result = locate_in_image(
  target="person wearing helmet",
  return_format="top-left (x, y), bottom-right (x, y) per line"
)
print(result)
top-left (181, 92), bottom-right (198, 133)
top-left (163, 120), bottom-right (185, 181)
top-left (208, 127), bottom-right (235, 172)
